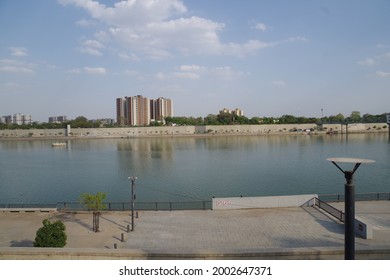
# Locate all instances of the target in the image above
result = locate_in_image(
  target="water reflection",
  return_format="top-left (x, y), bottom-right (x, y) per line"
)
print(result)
top-left (0, 134), bottom-right (388, 204)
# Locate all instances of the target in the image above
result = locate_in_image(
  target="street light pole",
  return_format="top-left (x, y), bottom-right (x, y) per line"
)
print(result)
top-left (344, 169), bottom-right (356, 260)
top-left (128, 176), bottom-right (138, 231)
top-left (327, 158), bottom-right (374, 260)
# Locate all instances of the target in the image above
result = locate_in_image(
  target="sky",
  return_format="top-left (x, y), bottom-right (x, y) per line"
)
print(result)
top-left (0, 0), bottom-right (390, 122)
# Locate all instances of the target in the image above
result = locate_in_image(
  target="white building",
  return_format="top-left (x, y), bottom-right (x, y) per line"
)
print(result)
top-left (1, 113), bottom-right (32, 125)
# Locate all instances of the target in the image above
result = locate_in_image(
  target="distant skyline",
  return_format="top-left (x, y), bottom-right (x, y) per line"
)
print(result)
top-left (1, 0), bottom-right (390, 122)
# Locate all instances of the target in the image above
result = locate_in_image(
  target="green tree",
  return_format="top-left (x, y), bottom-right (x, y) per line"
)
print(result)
top-left (80, 192), bottom-right (107, 232)
top-left (347, 111), bottom-right (362, 123)
top-left (279, 115), bottom-right (298, 124)
top-left (217, 112), bottom-right (234, 125)
top-left (33, 219), bottom-right (67, 247)
top-left (204, 114), bottom-right (219, 125)
top-left (328, 113), bottom-right (345, 123)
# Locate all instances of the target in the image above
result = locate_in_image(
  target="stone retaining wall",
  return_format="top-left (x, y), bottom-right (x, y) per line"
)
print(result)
top-left (0, 123), bottom-right (387, 139)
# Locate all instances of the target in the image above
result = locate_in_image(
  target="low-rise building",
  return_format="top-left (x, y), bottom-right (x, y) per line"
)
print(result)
top-left (1, 113), bottom-right (32, 125)
top-left (48, 116), bottom-right (67, 123)
top-left (219, 108), bottom-right (244, 116)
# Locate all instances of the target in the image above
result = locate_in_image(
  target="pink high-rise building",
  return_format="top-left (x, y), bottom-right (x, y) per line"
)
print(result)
top-left (116, 95), bottom-right (173, 126)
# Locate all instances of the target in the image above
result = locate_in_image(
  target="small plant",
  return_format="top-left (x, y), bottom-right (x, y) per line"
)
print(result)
top-left (34, 219), bottom-right (67, 247)
top-left (80, 192), bottom-right (107, 232)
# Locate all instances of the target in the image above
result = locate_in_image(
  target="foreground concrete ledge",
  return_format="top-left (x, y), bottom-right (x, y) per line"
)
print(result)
top-left (1, 246), bottom-right (390, 260)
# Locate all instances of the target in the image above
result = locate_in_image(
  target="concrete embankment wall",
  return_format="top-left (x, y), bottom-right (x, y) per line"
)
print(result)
top-left (0, 123), bottom-right (388, 139)
top-left (212, 194), bottom-right (317, 210)
top-left (1, 246), bottom-right (390, 260)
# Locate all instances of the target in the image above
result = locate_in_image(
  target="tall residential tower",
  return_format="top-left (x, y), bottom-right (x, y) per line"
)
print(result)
top-left (116, 95), bottom-right (173, 126)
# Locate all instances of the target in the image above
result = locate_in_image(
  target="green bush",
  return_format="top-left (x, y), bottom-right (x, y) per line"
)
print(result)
top-left (33, 219), bottom-right (67, 247)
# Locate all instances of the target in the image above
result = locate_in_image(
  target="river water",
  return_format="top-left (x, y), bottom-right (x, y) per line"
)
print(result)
top-left (0, 133), bottom-right (389, 204)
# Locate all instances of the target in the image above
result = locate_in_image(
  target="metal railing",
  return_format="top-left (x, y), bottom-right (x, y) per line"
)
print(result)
top-left (1, 201), bottom-right (212, 211)
top-left (2, 192), bottom-right (388, 211)
top-left (319, 192), bottom-right (390, 202)
top-left (57, 201), bottom-right (212, 211)
top-left (313, 197), bottom-right (344, 222)
top-left (0, 203), bottom-right (57, 209)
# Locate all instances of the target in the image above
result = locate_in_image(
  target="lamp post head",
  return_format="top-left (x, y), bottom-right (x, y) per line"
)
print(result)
top-left (327, 157), bottom-right (375, 183)
top-left (128, 176), bottom-right (138, 182)
top-left (326, 157), bottom-right (375, 165)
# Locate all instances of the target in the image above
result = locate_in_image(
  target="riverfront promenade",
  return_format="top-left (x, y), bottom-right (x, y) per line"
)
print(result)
top-left (0, 201), bottom-right (389, 259)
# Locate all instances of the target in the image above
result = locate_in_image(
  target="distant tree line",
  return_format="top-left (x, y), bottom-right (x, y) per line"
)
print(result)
top-left (0, 112), bottom-right (388, 129)
top-left (321, 111), bottom-right (387, 124)
top-left (165, 111), bottom-right (388, 126)
top-left (0, 116), bottom-right (114, 130)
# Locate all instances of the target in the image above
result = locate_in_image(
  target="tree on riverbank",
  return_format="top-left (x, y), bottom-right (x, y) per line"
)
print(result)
top-left (80, 192), bottom-right (107, 232)
top-left (33, 219), bottom-right (67, 247)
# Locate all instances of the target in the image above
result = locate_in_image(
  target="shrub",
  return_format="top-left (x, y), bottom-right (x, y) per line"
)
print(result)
top-left (34, 219), bottom-right (67, 247)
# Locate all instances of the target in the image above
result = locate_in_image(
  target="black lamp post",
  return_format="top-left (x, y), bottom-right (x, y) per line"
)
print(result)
top-left (326, 157), bottom-right (374, 260)
top-left (128, 176), bottom-right (138, 231)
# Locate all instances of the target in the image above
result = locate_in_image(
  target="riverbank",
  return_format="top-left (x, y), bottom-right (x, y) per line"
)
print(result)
top-left (1, 200), bottom-right (390, 259)
top-left (0, 123), bottom-right (388, 140)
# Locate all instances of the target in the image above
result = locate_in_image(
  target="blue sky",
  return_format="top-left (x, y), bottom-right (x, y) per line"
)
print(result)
top-left (1, 0), bottom-right (389, 122)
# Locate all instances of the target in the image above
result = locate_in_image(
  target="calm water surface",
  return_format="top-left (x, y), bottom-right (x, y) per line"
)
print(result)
top-left (0, 134), bottom-right (389, 204)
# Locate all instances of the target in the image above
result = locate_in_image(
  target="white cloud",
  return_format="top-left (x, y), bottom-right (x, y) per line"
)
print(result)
top-left (84, 66), bottom-right (106, 74)
top-left (272, 80), bottom-right (286, 86)
top-left (358, 58), bottom-right (376, 66)
top-left (158, 64), bottom-right (244, 81)
top-left (78, 39), bottom-right (105, 56)
top-left (376, 71), bottom-right (390, 78)
top-left (156, 72), bottom-right (166, 80)
top-left (0, 59), bottom-right (34, 73)
top-left (358, 52), bottom-right (390, 67)
top-left (180, 65), bottom-right (206, 72)
top-left (124, 69), bottom-right (138, 76)
top-left (67, 67), bottom-right (107, 74)
top-left (284, 36), bottom-right (309, 43)
top-left (60, 0), bottom-right (307, 59)
top-left (172, 72), bottom-right (200, 79)
top-left (4, 82), bottom-right (20, 87)
top-left (59, 0), bottom-right (187, 26)
top-left (211, 66), bottom-right (243, 80)
top-left (9, 47), bottom-right (28, 57)
top-left (76, 19), bottom-right (97, 27)
top-left (255, 23), bottom-right (267, 32)
top-left (119, 52), bottom-right (140, 61)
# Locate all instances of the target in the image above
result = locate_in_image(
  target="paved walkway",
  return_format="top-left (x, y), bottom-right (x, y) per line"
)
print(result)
top-left (0, 201), bottom-right (389, 253)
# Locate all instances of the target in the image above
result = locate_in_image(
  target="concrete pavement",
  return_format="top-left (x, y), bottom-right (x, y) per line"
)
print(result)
top-left (0, 201), bottom-right (389, 259)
